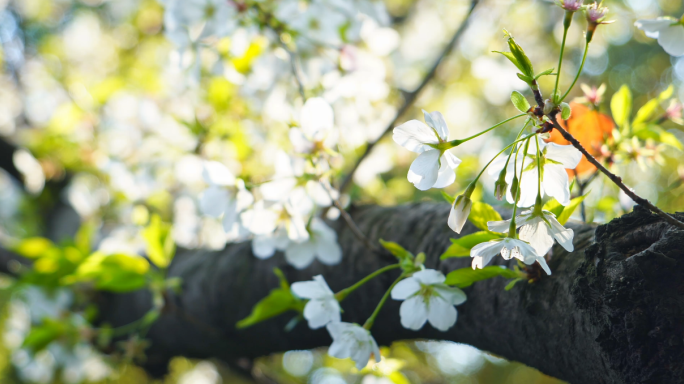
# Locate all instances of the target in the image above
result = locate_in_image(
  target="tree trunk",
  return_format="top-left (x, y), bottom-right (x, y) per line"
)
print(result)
top-left (96, 203), bottom-right (684, 384)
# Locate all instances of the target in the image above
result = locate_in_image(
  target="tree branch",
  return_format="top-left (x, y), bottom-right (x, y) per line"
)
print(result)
top-left (96, 203), bottom-right (684, 384)
top-left (338, 0), bottom-right (480, 193)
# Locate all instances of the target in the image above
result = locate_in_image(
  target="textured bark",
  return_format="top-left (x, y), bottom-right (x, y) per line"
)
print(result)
top-left (96, 203), bottom-right (684, 384)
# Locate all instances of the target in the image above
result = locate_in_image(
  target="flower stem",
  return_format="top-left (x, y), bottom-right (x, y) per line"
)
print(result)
top-left (363, 273), bottom-right (406, 330)
top-left (472, 131), bottom-right (535, 185)
top-left (553, 11), bottom-right (573, 103)
top-left (509, 137), bottom-right (532, 237)
top-left (335, 264), bottom-right (401, 301)
top-left (448, 113), bottom-right (526, 147)
top-left (559, 40), bottom-right (589, 103)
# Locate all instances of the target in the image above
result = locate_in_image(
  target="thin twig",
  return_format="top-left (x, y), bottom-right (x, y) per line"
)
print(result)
top-left (549, 115), bottom-right (684, 230)
top-left (338, 0), bottom-right (480, 194)
top-left (282, 42), bottom-right (306, 99)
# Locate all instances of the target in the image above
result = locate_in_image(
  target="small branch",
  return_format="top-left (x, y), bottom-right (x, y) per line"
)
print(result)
top-left (338, 0), bottom-right (480, 194)
top-left (549, 115), bottom-right (684, 230)
top-left (331, 198), bottom-right (382, 254)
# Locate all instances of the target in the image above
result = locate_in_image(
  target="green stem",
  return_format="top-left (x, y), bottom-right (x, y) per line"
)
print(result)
top-left (363, 273), bottom-right (406, 330)
top-left (509, 137), bottom-right (532, 237)
top-left (501, 119), bottom-right (531, 173)
top-left (335, 264), bottom-right (401, 301)
top-left (472, 132), bottom-right (536, 185)
top-left (559, 40), bottom-right (589, 103)
top-left (448, 114), bottom-right (526, 147)
top-left (553, 11), bottom-right (573, 102)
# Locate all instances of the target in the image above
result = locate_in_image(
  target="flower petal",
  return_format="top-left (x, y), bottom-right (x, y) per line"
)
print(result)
top-left (199, 186), bottom-right (229, 218)
top-left (487, 219), bottom-right (511, 233)
top-left (548, 214), bottom-right (575, 252)
top-left (285, 241), bottom-right (317, 269)
top-left (518, 219), bottom-right (554, 256)
top-left (412, 269), bottom-right (446, 285)
top-left (423, 110), bottom-right (449, 141)
top-left (260, 178), bottom-right (297, 202)
top-left (203, 161), bottom-right (235, 186)
top-left (545, 142), bottom-right (582, 169)
top-left (658, 25), bottom-right (684, 57)
top-left (303, 299), bottom-right (340, 329)
top-left (407, 149), bottom-right (441, 190)
top-left (434, 286), bottom-right (467, 306)
top-left (289, 128), bottom-right (315, 153)
top-left (432, 155), bottom-right (457, 189)
top-left (391, 278), bottom-right (421, 300)
top-left (300, 97), bottom-right (334, 139)
top-left (635, 17), bottom-right (677, 38)
top-left (543, 163), bottom-right (571, 206)
top-left (393, 120), bottom-right (439, 153)
top-left (448, 196), bottom-right (472, 234)
top-left (427, 296), bottom-right (457, 331)
top-left (399, 296), bottom-right (428, 330)
top-left (291, 277), bottom-right (330, 299)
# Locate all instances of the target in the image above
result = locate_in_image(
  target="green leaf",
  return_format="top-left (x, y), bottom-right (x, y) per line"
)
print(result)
top-left (64, 252), bottom-right (150, 292)
top-left (658, 85), bottom-right (674, 101)
top-left (467, 202), bottom-right (503, 231)
top-left (633, 99), bottom-right (660, 127)
top-left (441, 231), bottom-right (504, 259)
top-left (516, 73), bottom-right (534, 84)
top-left (74, 222), bottom-right (96, 257)
top-left (13, 237), bottom-right (58, 259)
top-left (534, 68), bottom-right (555, 79)
top-left (611, 85), bottom-right (632, 130)
top-left (446, 266), bottom-right (521, 288)
top-left (542, 198), bottom-right (564, 217)
top-left (142, 214), bottom-right (176, 269)
top-left (236, 270), bottom-right (302, 329)
top-left (504, 278), bottom-right (524, 291)
top-left (441, 191), bottom-right (455, 205)
top-left (511, 91), bottom-right (531, 113)
top-left (560, 102), bottom-right (572, 120)
top-left (23, 319), bottom-right (67, 352)
top-left (379, 239), bottom-right (413, 261)
top-left (635, 126), bottom-right (683, 150)
top-left (557, 194), bottom-right (587, 225)
top-left (503, 30), bottom-right (535, 78)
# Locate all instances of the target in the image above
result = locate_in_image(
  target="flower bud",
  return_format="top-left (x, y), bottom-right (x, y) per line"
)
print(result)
top-left (448, 194), bottom-right (473, 234)
top-left (510, 175), bottom-right (519, 199)
top-left (494, 170), bottom-right (508, 201)
top-left (559, 0), bottom-right (583, 12)
top-left (543, 99), bottom-right (556, 115)
top-left (586, 2), bottom-right (608, 23)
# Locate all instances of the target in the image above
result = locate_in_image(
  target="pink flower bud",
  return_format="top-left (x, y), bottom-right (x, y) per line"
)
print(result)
top-left (560, 0), bottom-right (583, 12)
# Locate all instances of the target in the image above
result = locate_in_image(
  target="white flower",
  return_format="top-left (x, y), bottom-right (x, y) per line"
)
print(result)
top-left (390, 269), bottom-right (466, 332)
top-left (326, 322), bottom-right (381, 370)
top-left (291, 275), bottom-right (341, 329)
top-left (198, 161), bottom-right (253, 232)
top-left (242, 201), bottom-right (310, 259)
top-left (470, 237), bottom-right (551, 275)
top-left (635, 17), bottom-right (684, 57)
top-left (285, 219), bottom-right (342, 269)
top-left (488, 210), bottom-right (574, 256)
top-left (289, 98), bottom-right (337, 154)
top-left (490, 138), bottom-right (581, 207)
top-left (447, 194), bottom-right (473, 234)
top-left (393, 110), bottom-right (461, 191)
top-left (275, 0), bottom-right (348, 47)
top-left (163, 0), bottom-right (237, 41)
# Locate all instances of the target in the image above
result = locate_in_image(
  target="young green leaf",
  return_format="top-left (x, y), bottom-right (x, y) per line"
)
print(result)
top-left (542, 198), bottom-right (565, 217)
top-left (22, 320), bottom-right (67, 352)
top-left (63, 252), bottom-right (151, 292)
top-left (445, 266), bottom-right (521, 288)
top-left (560, 102), bottom-right (572, 120)
top-left (611, 85), bottom-right (632, 130)
top-left (557, 194), bottom-right (587, 225)
top-left (236, 270), bottom-right (303, 329)
top-left (635, 126), bottom-right (683, 150)
top-left (379, 239), bottom-right (414, 261)
top-left (441, 231), bottom-right (504, 259)
top-left (534, 68), bottom-right (555, 79)
top-left (467, 202), bottom-right (503, 231)
top-left (511, 91), bottom-right (531, 113)
top-left (13, 237), bottom-right (58, 259)
top-left (504, 277), bottom-right (524, 291)
top-left (142, 214), bottom-right (176, 269)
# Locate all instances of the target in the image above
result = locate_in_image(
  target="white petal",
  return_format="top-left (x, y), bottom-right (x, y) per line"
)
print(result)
top-left (518, 220), bottom-right (554, 256)
top-left (658, 25), bottom-right (684, 57)
top-left (635, 17), bottom-right (677, 38)
top-left (370, 337), bottom-right (381, 363)
top-left (545, 143), bottom-right (582, 169)
top-left (252, 235), bottom-right (278, 259)
top-left (433, 285), bottom-right (467, 306)
top-left (426, 296), bottom-right (457, 331)
top-left (548, 215), bottom-right (575, 252)
top-left (326, 321), bottom-right (351, 340)
top-left (301, 97), bottom-right (334, 139)
top-left (291, 278), bottom-right (330, 299)
top-left (412, 269), bottom-right (446, 285)
top-left (285, 212), bottom-right (310, 242)
top-left (399, 296), bottom-right (428, 330)
top-left (328, 337), bottom-right (355, 359)
top-left (314, 227), bottom-right (343, 266)
top-left (470, 239), bottom-right (506, 259)
top-left (407, 150), bottom-right (441, 190)
top-left (516, 167), bottom-right (541, 207)
top-left (487, 219), bottom-right (511, 233)
top-left (393, 120), bottom-right (439, 153)
top-left (306, 180), bottom-right (333, 207)
top-left (350, 341), bottom-right (372, 370)
top-left (432, 155), bottom-right (457, 189)
top-left (536, 256), bottom-right (552, 275)
top-left (543, 163), bottom-right (571, 206)
top-left (289, 128), bottom-right (315, 153)
top-left (390, 278), bottom-right (420, 300)
top-left (240, 205), bottom-right (278, 235)
top-left (203, 161), bottom-right (235, 186)
top-left (423, 110), bottom-right (449, 141)
top-left (199, 186), bottom-right (229, 218)
top-left (285, 241), bottom-right (317, 269)
top-left (222, 199), bottom-right (238, 232)
top-left (260, 178), bottom-right (297, 202)
top-left (303, 299), bottom-right (341, 329)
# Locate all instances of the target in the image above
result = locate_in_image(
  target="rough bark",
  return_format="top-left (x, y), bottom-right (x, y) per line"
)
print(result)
top-left (95, 203), bottom-right (683, 384)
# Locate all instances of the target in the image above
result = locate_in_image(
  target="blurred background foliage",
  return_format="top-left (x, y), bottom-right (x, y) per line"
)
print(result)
top-left (0, 0), bottom-right (682, 382)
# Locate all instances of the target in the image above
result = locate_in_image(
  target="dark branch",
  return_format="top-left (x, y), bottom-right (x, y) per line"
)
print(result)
top-left (96, 203), bottom-right (684, 384)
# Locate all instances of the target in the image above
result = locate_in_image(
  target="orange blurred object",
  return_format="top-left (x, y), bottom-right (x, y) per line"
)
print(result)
top-left (548, 102), bottom-right (614, 174)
